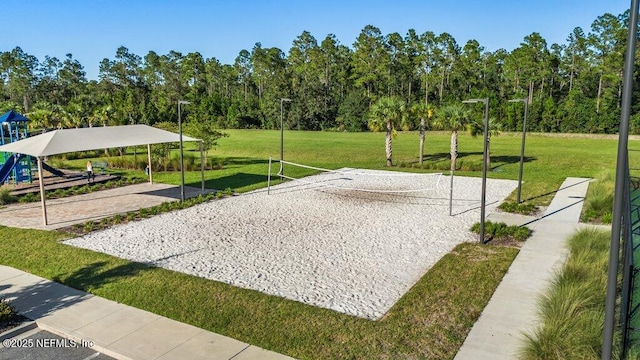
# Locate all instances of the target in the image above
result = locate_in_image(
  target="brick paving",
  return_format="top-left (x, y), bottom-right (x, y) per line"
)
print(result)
top-left (8, 171), bottom-right (119, 196)
top-left (0, 183), bottom-right (214, 231)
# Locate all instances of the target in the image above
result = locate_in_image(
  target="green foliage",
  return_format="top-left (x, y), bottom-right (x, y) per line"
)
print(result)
top-left (367, 96), bottom-right (404, 132)
top-left (520, 228), bottom-right (610, 359)
top-left (0, 188), bottom-right (18, 205)
top-left (183, 120), bottom-right (229, 156)
top-left (0, 225), bottom-right (517, 359)
top-left (470, 221), bottom-right (531, 242)
top-left (581, 172), bottom-right (614, 224)
top-left (83, 221), bottom-right (95, 232)
top-left (0, 298), bottom-right (17, 323)
top-left (336, 91), bottom-right (370, 131)
top-left (499, 201), bottom-right (538, 215)
top-left (18, 192), bottom-right (39, 203)
top-left (0, 9), bottom-right (634, 135)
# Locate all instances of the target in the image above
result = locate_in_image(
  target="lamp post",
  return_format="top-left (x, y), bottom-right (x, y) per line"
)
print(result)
top-left (463, 98), bottom-right (490, 243)
top-left (279, 98), bottom-right (292, 176)
top-left (508, 98), bottom-right (529, 204)
top-left (178, 100), bottom-right (191, 202)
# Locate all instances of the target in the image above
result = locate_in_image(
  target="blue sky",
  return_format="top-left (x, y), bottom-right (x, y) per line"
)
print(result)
top-left (2, 0), bottom-right (632, 80)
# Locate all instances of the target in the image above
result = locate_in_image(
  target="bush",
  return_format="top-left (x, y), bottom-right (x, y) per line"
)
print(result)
top-left (126, 212), bottom-right (137, 222)
top-left (470, 221), bottom-right (532, 243)
top-left (18, 193), bottom-right (39, 203)
top-left (0, 298), bottom-right (17, 322)
top-left (83, 222), bottom-right (95, 233)
top-left (0, 188), bottom-right (17, 205)
top-left (581, 172), bottom-right (614, 224)
top-left (499, 201), bottom-right (538, 215)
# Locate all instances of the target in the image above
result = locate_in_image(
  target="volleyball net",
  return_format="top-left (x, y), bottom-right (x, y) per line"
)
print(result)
top-left (267, 158), bottom-right (443, 196)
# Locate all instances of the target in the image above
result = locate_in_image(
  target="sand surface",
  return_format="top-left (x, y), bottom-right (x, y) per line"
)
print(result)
top-left (65, 169), bottom-right (517, 319)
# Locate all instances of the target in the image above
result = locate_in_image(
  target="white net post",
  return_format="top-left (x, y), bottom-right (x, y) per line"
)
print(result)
top-left (267, 157), bottom-right (272, 195)
top-left (449, 171), bottom-right (454, 216)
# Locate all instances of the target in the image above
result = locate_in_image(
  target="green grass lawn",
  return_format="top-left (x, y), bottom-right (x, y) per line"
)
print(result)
top-left (57, 130), bottom-right (630, 207)
top-left (4, 129), bottom-right (628, 358)
top-left (0, 226), bottom-right (517, 359)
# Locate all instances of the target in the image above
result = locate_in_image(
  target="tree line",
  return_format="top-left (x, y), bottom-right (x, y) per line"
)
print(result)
top-left (0, 10), bottom-right (637, 135)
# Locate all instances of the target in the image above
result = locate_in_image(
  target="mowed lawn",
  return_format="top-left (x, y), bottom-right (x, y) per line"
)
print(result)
top-left (156, 129), bottom-right (630, 206)
top-left (2, 129), bottom-right (628, 359)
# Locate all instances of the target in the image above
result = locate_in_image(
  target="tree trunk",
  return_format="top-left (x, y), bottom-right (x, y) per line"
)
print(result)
top-left (450, 131), bottom-right (457, 172)
top-left (569, 54), bottom-right (575, 92)
top-left (386, 121), bottom-right (393, 166)
top-left (596, 73), bottom-right (603, 114)
top-left (425, 73), bottom-right (429, 107)
top-left (419, 118), bottom-right (425, 166)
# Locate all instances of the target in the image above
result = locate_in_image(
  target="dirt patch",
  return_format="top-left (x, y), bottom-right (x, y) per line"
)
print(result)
top-left (485, 236), bottom-right (525, 248)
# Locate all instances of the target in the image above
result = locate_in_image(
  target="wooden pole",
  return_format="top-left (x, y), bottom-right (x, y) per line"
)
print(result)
top-left (200, 140), bottom-right (205, 194)
top-left (37, 157), bottom-right (48, 226)
top-left (147, 144), bottom-right (153, 184)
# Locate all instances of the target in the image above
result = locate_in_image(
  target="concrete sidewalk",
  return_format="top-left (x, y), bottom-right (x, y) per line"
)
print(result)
top-left (0, 265), bottom-right (293, 360)
top-left (455, 177), bottom-right (601, 360)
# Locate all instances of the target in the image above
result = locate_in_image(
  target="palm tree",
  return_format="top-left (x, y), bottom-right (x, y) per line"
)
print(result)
top-left (468, 117), bottom-right (501, 171)
top-left (368, 96), bottom-right (404, 166)
top-left (406, 102), bottom-right (434, 166)
top-left (26, 108), bottom-right (54, 134)
top-left (434, 104), bottom-right (469, 171)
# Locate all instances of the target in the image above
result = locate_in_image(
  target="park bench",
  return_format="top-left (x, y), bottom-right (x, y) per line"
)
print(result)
top-left (92, 161), bottom-right (108, 175)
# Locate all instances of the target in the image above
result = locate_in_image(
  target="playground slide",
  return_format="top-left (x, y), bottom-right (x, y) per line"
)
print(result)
top-left (0, 154), bottom-right (24, 184)
top-left (37, 160), bottom-right (66, 178)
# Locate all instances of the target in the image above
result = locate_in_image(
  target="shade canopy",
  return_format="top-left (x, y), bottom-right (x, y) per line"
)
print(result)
top-left (0, 110), bottom-right (29, 123)
top-left (0, 124), bottom-right (199, 157)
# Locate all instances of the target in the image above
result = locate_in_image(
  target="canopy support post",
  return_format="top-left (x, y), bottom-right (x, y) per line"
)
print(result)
top-left (37, 157), bottom-right (48, 226)
top-left (200, 141), bottom-right (205, 194)
top-left (147, 144), bottom-right (153, 184)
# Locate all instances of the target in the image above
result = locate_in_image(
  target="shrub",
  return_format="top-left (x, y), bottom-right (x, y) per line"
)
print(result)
top-left (83, 222), bottom-right (94, 233)
top-left (520, 228), bottom-right (609, 359)
top-left (0, 298), bottom-right (17, 322)
top-left (112, 214), bottom-right (123, 224)
top-left (470, 221), bottom-right (531, 243)
top-left (18, 193), bottom-right (39, 203)
top-left (499, 201), bottom-right (538, 215)
top-left (0, 188), bottom-right (17, 205)
top-left (581, 172), bottom-right (614, 224)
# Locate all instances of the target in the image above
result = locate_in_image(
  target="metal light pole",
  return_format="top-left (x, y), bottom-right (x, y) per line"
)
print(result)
top-left (463, 98), bottom-right (490, 243)
top-left (603, 0), bottom-right (639, 357)
top-left (508, 98), bottom-right (529, 204)
top-left (279, 98), bottom-right (291, 176)
top-left (178, 100), bottom-right (191, 202)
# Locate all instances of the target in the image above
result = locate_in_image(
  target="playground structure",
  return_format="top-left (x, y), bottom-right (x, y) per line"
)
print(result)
top-left (0, 110), bottom-right (32, 184)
